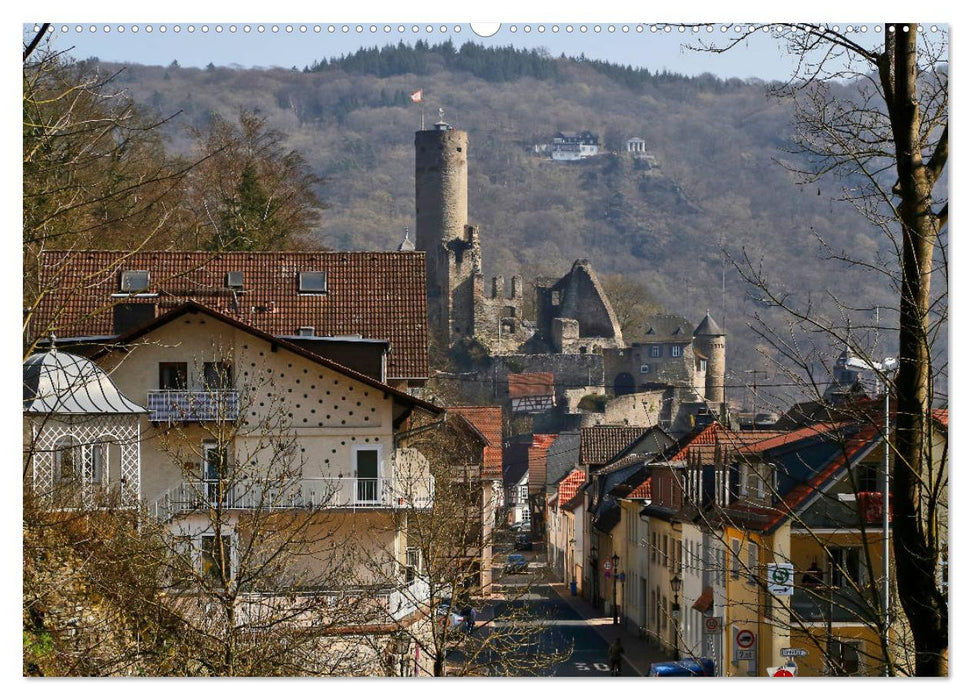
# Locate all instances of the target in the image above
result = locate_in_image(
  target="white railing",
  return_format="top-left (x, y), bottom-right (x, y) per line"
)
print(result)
top-left (147, 390), bottom-right (240, 423)
top-left (152, 476), bottom-right (435, 522)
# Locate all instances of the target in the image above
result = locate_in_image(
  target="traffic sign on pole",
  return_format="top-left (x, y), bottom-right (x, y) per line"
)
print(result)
top-left (703, 616), bottom-right (722, 635)
top-left (780, 648), bottom-right (808, 658)
top-left (767, 563), bottom-right (795, 595)
top-left (736, 629), bottom-right (755, 649)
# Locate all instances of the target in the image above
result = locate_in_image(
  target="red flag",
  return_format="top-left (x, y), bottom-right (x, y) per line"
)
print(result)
top-left (410, 89), bottom-right (423, 103)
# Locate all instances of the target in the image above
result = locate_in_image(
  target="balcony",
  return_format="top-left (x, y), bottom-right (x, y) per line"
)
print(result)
top-left (153, 476), bottom-right (435, 522)
top-left (790, 586), bottom-right (875, 624)
top-left (147, 390), bottom-right (239, 423)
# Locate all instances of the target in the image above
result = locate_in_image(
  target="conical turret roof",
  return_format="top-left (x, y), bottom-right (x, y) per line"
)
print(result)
top-left (694, 311), bottom-right (724, 337)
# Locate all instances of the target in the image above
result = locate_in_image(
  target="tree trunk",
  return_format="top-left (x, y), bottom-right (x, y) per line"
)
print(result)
top-left (881, 23), bottom-right (948, 677)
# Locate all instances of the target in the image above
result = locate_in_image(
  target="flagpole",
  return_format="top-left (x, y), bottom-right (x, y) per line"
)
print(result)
top-left (420, 104), bottom-right (424, 131)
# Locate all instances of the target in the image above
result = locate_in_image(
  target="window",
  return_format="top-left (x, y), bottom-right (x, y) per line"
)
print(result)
top-left (54, 436), bottom-right (80, 483)
top-left (747, 542), bottom-right (759, 584)
top-left (202, 441), bottom-right (229, 502)
top-left (731, 538), bottom-right (742, 579)
top-left (87, 440), bottom-right (108, 485)
top-left (519, 484), bottom-right (528, 502)
top-left (201, 534), bottom-right (233, 585)
top-left (120, 269), bottom-right (150, 292)
top-left (670, 345), bottom-right (684, 358)
top-left (698, 359), bottom-right (707, 373)
top-left (651, 532), bottom-right (658, 563)
top-left (827, 640), bottom-right (863, 675)
top-left (649, 345), bottom-right (662, 358)
top-left (298, 271), bottom-right (327, 293)
top-left (225, 271), bottom-right (244, 289)
top-left (405, 547), bottom-right (422, 582)
top-left (650, 589), bottom-right (658, 628)
top-left (202, 362), bottom-right (233, 391)
top-left (159, 362), bottom-right (188, 390)
top-left (829, 547), bottom-right (866, 588)
top-left (551, 291), bottom-right (561, 306)
top-left (355, 447), bottom-right (380, 503)
top-left (856, 462), bottom-right (880, 492)
top-left (661, 595), bottom-right (668, 631)
top-left (662, 534), bottom-right (669, 568)
top-left (628, 513), bottom-right (637, 543)
top-left (297, 326), bottom-right (315, 337)
top-left (640, 364), bottom-right (652, 374)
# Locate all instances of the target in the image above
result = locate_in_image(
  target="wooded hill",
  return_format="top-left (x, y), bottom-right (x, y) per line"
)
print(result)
top-left (88, 41), bottom-right (903, 407)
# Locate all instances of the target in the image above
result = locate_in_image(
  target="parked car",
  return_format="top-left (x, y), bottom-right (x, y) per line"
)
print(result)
top-left (505, 553), bottom-right (529, 574)
top-left (648, 659), bottom-right (716, 677)
top-left (435, 600), bottom-right (467, 629)
top-left (514, 534), bottom-right (533, 551)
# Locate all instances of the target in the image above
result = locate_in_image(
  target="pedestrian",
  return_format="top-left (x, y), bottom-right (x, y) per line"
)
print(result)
top-left (608, 637), bottom-right (624, 676)
top-left (466, 606), bottom-right (476, 634)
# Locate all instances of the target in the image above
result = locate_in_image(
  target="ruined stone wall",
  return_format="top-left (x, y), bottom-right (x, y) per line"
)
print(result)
top-left (473, 273), bottom-right (530, 354)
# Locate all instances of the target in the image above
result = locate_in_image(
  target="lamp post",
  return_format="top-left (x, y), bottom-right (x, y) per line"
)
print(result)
top-left (670, 571), bottom-right (682, 661)
top-left (845, 354), bottom-right (898, 675)
top-left (612, 553), bottom-right (620, 625)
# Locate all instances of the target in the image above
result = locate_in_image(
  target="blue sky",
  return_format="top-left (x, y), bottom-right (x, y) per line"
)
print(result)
top-left (29, 22), bottom-right (836, 82)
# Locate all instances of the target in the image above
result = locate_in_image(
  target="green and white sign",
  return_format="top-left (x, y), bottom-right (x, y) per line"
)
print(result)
top-left (767, 563), bottom-right (795, 595)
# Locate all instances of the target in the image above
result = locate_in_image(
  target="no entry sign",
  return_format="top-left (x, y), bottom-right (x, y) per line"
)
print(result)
top-left (736, 629), bottom-right (755, 649)
top-left (703, 616), bottom-right (722, 635)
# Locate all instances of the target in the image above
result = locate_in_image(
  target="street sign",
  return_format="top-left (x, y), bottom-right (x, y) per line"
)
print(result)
top-left (703, 616), bottom-right (722, 635)
top-left (736, 629), bottom-right (756, 649)
top-left (737, 650), bottom-right (756, 661)
top-left (603, 560), bottom-right (612, 572)
top-left (780, 648), bottom-right (808, 658)
top-left (617, 572), bottom-right (626, 582)
top-left (767, 563), bottom-right (795, 595)
top-left (772, 667), bottom-right (794, 677)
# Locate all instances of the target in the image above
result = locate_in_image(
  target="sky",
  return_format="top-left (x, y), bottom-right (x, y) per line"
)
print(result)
top-left (29, 22), bottom-right (843, 82)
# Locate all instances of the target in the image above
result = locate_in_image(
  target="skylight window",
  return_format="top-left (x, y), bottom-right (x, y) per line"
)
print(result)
top-left (298, 271), bottom-right (327, 293)
top-left (120, 270), bottom-right (151, 293)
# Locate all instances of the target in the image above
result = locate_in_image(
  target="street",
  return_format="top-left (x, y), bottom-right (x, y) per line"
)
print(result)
top-left (486, 539), bottom-right (638, 677)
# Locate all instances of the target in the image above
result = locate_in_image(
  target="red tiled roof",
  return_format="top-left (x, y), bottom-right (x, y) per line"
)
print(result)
top-left (932, 408), bottom-right (948, 429)
top-left (557, 469), bottom-right (586, 506)
top-left (508, 372), bottom-right (554, 398)
top-left (736, 422), bottom-right (850, 455)
top-left (528, 434), bottom-right (558, 493)
top-left (450, 406), bottom-right (504, 479)
top-left (626, 476), bottom-right (652, 500)
top-left (669, 423), bottom-right (786, 463)
top-left (580, 426), bottom-right (648, 466)
top-left (33, 250), bottom-right (428, 380)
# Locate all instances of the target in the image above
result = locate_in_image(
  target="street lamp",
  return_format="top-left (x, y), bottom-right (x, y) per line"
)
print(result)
top-left (845, 354), bottom-right (898, 676)
top-left (611, 553), bottom-right (620, 625)
top-left (670, 571), bottom-right (682, 661)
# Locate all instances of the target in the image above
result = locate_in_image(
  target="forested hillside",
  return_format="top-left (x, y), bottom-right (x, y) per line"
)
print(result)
top-left (88, 41), bottom-right (900, 405)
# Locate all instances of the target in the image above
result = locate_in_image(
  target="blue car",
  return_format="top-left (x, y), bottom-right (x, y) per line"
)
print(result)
top-left (504, 553), bottom-right (529, 573)
top-left (649, 658), bottom-right (716, 677)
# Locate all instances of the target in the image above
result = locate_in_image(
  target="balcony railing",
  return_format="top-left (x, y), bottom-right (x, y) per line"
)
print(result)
top-left (147, 390), bottom-right (240, 423)
top-left (152, 476), bottom-right (435, 522)
top-left (790, 586), bottom-right (875, 624)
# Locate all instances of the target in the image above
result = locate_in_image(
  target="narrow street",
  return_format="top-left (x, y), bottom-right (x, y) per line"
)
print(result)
top-left (487, 537), bottom-right (641, 677)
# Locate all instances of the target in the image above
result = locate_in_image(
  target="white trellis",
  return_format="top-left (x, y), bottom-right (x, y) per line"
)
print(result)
top-left (30, 414), bottom-right (141, 508)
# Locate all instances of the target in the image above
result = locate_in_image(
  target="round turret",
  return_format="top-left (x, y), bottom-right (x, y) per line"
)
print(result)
top-left (693, 311), bottom-right (726, 405)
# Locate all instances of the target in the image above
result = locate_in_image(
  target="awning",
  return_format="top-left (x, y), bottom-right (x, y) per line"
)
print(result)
top-left (692, 586), bottom-right (713, 613)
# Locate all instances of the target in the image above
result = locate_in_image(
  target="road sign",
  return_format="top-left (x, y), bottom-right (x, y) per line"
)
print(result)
top-left (780, 648), bottom-right (808, 658)
top-left (603, 560), bottom-right (612, 572)
top-left (703, 616), bottom-right (722, 635)
top-left (772, 667), bottom-right (794, 677)
top-left (736, 629), bottom-right (756, 649)
top-left (767, 563), bottom-right (795, 595)
top-left (737, 650), bottom-right (756, 661)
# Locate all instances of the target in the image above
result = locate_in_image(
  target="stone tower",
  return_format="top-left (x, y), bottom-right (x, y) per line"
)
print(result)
top-left (415, 121), bottom-right (479, 349)
top-left (694, 311), bottom-right (726, 405)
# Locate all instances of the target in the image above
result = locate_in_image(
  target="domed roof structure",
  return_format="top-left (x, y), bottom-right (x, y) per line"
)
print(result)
top-left (23, 347), bottom-right (145, 415)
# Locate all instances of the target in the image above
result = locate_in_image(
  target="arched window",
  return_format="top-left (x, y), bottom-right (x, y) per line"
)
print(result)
top-left (53, 436), bottom-right (80, 483)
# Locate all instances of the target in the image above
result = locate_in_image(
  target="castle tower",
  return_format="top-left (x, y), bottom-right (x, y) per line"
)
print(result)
top-left (694, 311), bottom-right (726, 405)
top-left (415, 121), bottom-right (478, 349)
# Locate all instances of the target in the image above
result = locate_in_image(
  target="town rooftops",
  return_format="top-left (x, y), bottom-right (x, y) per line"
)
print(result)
top-left (580, 425), bottom-right (650, 467)
top-left (508, 372), bottom-right (555, 398)
top-left (641, 314), bottom-right (694, 343)
top-left (32, 250), bottom-right (429, 380)
top-left (693, 311), bottom-right (724, 337)
top-left (450, 406), bottom-right (504, 479)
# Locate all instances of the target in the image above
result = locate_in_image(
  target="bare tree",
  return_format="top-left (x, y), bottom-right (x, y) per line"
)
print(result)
top-left (359, 416), bottom-right (571, 676)
top-left (693, 23), bottom-right (947, 675)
